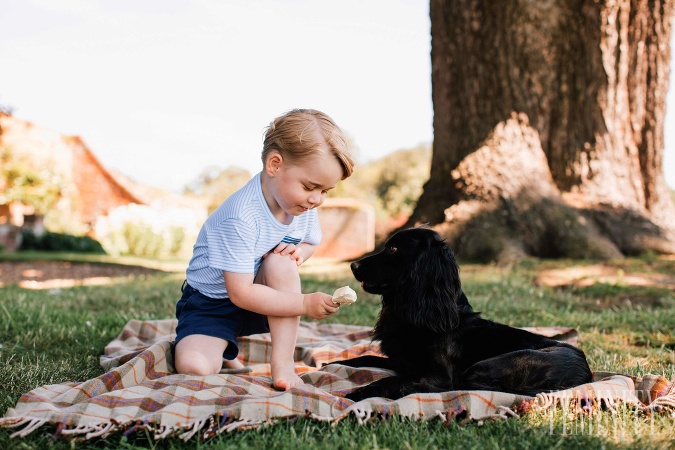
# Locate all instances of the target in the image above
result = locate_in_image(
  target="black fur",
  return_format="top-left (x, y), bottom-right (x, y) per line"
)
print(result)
top-left (335, 227), bottom-right (593, 402)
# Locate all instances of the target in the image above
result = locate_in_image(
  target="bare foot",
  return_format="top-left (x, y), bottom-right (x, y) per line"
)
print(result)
top-left (222, 358), bottom-right (245, 370)
top-left (271, 361), bottom-right (303, 390)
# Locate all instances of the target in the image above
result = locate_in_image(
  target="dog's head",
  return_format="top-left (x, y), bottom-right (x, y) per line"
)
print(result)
top-left (351, 227), bottom-right (461, 332)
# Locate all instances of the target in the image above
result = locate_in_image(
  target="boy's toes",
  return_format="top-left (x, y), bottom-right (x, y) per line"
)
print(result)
top-left (273, 373), bottom-right (304, 391)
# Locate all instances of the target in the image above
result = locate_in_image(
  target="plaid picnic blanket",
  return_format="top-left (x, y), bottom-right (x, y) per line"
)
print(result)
top-left (1, 319), bottom-right (674, 441)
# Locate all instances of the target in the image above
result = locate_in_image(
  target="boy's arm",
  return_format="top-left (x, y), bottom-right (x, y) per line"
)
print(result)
top-left (223, 271), bottom-right (336, 319)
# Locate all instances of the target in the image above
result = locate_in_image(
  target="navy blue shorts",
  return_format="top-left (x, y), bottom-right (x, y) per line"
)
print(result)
top-left (174, 281), bottom-right (269, 360)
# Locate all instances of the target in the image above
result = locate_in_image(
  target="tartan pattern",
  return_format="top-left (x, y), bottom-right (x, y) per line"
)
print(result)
top-left (1, 319), bottom-right (673, 441)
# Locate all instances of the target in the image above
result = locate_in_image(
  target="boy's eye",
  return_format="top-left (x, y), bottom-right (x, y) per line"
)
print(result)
top-left (303, 185), bottom-right (312, 191)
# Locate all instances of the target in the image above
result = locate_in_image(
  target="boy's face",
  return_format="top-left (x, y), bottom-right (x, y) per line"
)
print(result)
top-left (265, 149), bottom-right (343, 220)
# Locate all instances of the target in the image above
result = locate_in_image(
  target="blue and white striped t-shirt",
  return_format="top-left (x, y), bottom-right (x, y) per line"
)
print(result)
top-left (185, 172), bottom-right (322, 298)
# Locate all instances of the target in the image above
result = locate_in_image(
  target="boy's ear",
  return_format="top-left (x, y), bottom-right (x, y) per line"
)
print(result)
top-left (265, 151), bottom-right (283, 176)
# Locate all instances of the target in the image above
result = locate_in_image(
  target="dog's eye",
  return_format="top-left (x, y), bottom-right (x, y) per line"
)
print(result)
top-left (387, 246), bottom-right (398, 254)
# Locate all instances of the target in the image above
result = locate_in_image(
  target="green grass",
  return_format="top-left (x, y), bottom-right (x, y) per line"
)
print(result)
top-left (1, 257), bottom-right (674, 449)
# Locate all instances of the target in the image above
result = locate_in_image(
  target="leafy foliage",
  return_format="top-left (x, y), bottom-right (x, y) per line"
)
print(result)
top-left (19, 229), bottom-right (106, 253)
top-left (184, 165), bottom-right (252, 213)
top-left (374, 145), bottom-right (432, 217)
top-left (331, 143), bottom-right (432, 223)
top-left (0, 146), bottom-right (65, 213)
top-left (95, 204), bottom-right (197, 259)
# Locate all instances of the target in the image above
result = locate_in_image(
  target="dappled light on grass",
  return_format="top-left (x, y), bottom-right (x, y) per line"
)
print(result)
top-left (20, 269), bottom-right (42, 278)
top-left (535, 264), bottom-right (675, 289)
top-left (0, 260), bottom-right (169, 289)
top-left (18, 276), bottom-right (124, 290)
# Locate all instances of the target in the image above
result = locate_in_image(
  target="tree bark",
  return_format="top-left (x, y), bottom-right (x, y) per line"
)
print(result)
top-left (410, 0), bottom-right (675, 261)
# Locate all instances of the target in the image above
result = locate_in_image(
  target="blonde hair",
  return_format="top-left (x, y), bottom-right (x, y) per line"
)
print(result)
top-left (262, 109), bottom-right (354, 179)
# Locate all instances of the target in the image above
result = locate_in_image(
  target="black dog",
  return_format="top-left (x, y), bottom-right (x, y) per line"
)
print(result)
top-left (335, 227), bottom-right (592, 402)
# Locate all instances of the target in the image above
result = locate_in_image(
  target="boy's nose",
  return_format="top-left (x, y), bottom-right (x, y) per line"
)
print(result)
top-left (308, 193), bottom-right (321, 205)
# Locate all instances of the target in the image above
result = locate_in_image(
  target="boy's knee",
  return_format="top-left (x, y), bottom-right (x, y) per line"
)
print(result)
top-left (259, 252), bottom-right (299, 277)
top-left (257, 252), bottom-right (300, 289)
top-left (175, 351), bottom-right (220, 376)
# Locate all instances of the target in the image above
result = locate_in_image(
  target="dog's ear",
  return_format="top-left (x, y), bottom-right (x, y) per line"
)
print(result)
top-left (396, 236), bottom-right (461, 333)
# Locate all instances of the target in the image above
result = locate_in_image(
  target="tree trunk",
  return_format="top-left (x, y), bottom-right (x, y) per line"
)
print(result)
top-left (410, 0), bottom-right (675, 261)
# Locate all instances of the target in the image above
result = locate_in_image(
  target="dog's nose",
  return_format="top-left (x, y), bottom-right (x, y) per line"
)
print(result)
top-left (350, 261), bottom-right (360, 273)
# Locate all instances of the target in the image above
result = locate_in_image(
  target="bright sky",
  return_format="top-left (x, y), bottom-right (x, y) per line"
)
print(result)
top-left (1, 0), bottom-right (674, 192)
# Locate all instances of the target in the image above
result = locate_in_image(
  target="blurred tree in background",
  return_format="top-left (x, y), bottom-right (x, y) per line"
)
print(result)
top-left (375, 145), bottom-right (432, 218)
top-left (184, 165), bottom-right (252, 213)
top-left (331, 143), bottom-right (431, 237)
top-left (0, 146), bottom-right (64, 213)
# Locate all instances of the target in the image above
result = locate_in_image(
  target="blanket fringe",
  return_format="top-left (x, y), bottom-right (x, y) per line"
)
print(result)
top-left (351, 407), bottom-right (373, 425)
top-left (85, 422), bottom-right (117, 439)
top-left (534, 382), bottom-right (675, 418)
top-left (0, 417), bottom-right (29, 429)
top-left (306, 412), bottom-right (334, 423)
top-left (5, 418), bottom-right (48, 438)
top-left (433, 405), bottom-right (518, 425)
top-left (643, 382), bottom-right (675, 415)
top-left (59, 423), bottom-right (105, 438)
top-left (216, 418), bottom-right (270, 435)
top-left (533, 391), bottom-right (596, 415)
top-left (479, 405), bottom-right (519, 421)
top-left (178, 417), bottom-right (209, 441)
top-left (153, 424), bottom-right (175, 440)
top-left (3, 379), bottom-right (674, 441)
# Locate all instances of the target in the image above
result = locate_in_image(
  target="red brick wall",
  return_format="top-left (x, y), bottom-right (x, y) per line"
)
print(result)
top-left (67, 136), bottom-right (142, 225)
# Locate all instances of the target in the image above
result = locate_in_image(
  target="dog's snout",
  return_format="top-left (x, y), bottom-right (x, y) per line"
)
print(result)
top-left (350, 261), bottom-right (360, 274)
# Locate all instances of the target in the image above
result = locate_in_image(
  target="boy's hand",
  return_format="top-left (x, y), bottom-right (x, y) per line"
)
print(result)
top-left (270, 243), bottom-right (304, 266)
top-left (303, 292), bottom-right (340, 319)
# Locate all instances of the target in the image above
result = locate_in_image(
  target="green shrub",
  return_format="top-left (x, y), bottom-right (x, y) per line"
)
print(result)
top-left (19, 229), bottom-right (106, 254)
top-left (93, 204), bottom-right (202, 259)
top-left (122, 223), bottom-right (164, 258)
top-left (330, 143), bottom-right (432, 224)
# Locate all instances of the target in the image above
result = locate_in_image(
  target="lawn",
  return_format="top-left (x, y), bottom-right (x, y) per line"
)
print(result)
top-left (0, 254), bottom-right (674, 449)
